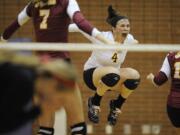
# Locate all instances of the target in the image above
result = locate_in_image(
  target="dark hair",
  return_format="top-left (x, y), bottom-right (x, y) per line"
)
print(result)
top-left (106, 5), bottom-right (127, 27)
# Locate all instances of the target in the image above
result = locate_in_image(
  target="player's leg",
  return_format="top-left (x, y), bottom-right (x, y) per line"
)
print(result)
top-left (37, 114), bottom-right (55, 135)
top-left (83, 67), bottom-right (120, 123)
top-left (62, 84), bottom-right (86, 135)
top-left (107, 67), bottom-right (140, 125)
top-left (36, 93), bottom-right (56, 135)
top-left (36, 85), bottom-right (85, 135)
top-left (36, 58), bottom-right (77, 135)
top-left (36, 84), bottom-right (85, 135)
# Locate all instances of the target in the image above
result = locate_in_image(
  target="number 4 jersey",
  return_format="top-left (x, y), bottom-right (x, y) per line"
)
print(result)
top-left (84, 31), bottom-right (136, 70)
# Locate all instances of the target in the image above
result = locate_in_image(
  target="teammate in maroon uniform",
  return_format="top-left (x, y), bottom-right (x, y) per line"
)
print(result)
top-left (0, 0), bottom-right (114, 135)
top-left (1, 0), bottom-right (112, 58)
top-left (0, 50), bottom-right (79, 135)
top-left (147, 52), bottom-right (180, 135)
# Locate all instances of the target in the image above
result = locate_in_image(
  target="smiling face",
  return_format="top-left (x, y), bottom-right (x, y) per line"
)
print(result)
top-left (113, 18), bottom-right (130, 38)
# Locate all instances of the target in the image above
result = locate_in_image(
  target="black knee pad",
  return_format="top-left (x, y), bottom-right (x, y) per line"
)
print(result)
top-left (101, 73), bottom-right (120, 87)
top-left (71, 122), bottom-right (87, 135)
top-left (124, 79), bottom-right (140, 90)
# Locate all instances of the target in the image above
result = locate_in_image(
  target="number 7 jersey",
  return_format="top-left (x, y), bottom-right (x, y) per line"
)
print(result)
top-left (84, 31), bottom-right (136, 70)
top-left (26, 0), bottom-right (70, 42)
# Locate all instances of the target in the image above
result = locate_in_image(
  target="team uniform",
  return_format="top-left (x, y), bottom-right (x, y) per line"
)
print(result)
top-left (68, 4), bottom-right (141, 125)
top-left (153, 52), bottom-right (180, 127)
top-left (83, 31), bottom-right (136, 90)
top-left (2, 0), bottom-right (100, 59)
top-left (1, 0), bottom-right (99, 134)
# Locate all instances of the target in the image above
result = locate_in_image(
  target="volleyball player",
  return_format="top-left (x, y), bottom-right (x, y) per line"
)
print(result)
top-left (69, 5), bottom-right (140, 126)
top-left (1, 0), bottom-right (115, 134)
top-left (147, 52), bottom-right (180, 135)
top-left (0, 51), bottom-right (79, 135)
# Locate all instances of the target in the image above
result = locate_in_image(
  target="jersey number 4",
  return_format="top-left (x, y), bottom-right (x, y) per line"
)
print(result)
top-left (40, 9), bottom-right (50, 29)
top-left (112, 53), bottom-right (118, 63)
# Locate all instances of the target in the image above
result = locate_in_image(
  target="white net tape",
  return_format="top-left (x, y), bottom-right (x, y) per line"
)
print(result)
top-left (0, 43), bottom-right (180, 52)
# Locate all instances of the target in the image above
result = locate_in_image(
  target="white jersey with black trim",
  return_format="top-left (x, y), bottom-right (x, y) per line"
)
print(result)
top-left (84, 31), bottom-right (135, 70)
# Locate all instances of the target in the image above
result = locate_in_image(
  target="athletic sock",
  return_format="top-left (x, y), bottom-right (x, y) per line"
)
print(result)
top-left (92, 93), bottom-right (102, 106)
top-left (114, 95), bottom-right (126, 109)
top-left (37, 126), bottom-right (54, 135)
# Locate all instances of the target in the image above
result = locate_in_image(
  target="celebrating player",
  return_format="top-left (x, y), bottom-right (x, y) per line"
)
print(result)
top-left (69, 5), bottom-right (140, 126)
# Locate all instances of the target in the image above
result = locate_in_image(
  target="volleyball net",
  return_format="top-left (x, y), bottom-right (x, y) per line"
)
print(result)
top-left (0, 42), bottom-right (180, 52)
top-left (0, 42), bottom-right (177, 135)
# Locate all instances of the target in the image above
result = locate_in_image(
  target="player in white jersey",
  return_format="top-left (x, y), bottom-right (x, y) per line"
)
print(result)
top-left (69, 5), bottom-right (140, 126)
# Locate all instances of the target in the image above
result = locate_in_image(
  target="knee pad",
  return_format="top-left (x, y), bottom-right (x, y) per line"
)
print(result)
top-left (124, 79), bottom-right (140, 90)
top-left (101, 73), bottom-right (120, 87)
top-left (71, 122), bottom-right (87, 135)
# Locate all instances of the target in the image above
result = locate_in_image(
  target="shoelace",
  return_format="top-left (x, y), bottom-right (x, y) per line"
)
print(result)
top-left (92, 106), bottom-right (100, 115)
top-left (112, 109), bottom-right (121, 118)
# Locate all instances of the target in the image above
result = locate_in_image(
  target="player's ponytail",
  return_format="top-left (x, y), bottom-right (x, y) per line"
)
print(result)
top-left (106, 5), bottom-right (127, 27)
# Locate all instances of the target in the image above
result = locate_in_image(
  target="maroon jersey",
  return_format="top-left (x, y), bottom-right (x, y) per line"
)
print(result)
top-left (27, 1), bottom-right (70, 43)
top-left (2, 0), bottom-right (95, 59)
top-left (26, 0), bottom-right (70, 58)
top-left (167, 52), bottom-right (180, 108)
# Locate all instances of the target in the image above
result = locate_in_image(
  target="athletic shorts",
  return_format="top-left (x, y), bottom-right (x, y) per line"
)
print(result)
top-left (83, 68), bottom-right (97, 91)
top-left (167, 105), bottom-right (180, 128)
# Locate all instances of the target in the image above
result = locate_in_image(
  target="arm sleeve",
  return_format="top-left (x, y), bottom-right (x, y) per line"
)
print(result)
top-left (2, 4), bottom-right (31, 40)
top-left (67, 0), bottom-right (101, 37)
top-left (17, 5), bottom-right (31, 26)
top-left (153, 56), bottom-right (170, 85)
top-left (159, 56), bottom-right (171, 78)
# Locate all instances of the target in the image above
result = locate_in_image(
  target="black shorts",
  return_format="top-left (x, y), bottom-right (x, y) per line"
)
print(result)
top-left (167, 105), bottom-right (180, 128)
top-left (83, 68), bottom-right (97, 91)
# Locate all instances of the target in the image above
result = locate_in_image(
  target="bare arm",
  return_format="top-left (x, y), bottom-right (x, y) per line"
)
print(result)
top-left (147, 56), bottom-right (170, 86)
top-left (67, 0), bottom-right (114, 45)
top-left (69, 23), bottom-right (115, 46)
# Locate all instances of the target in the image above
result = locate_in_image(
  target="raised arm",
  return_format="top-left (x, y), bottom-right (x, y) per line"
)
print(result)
top-left (68, 23), bottom-right (103, 44)
top-left (1, 3), bottom-right (32, 41)
top-left (147, 55), bottom-right (170, 87)
top-left (67, 0), bottom-right (114, 45)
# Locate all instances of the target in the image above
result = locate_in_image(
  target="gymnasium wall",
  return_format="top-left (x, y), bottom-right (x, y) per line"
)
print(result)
top-left (0, 0), bottom-right (180, 135)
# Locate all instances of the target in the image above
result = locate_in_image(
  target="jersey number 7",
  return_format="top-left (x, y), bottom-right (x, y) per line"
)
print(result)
top-left (40, 9), bottom-right (50, 29)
